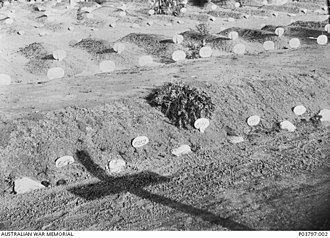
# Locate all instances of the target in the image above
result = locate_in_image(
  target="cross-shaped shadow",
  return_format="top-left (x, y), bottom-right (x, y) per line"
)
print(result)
top-left (68, 150), bottom-right (253, 230)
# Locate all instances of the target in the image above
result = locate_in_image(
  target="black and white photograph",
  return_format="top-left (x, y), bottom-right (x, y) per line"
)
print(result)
top-left (0, 0), bottom-right (329, 232)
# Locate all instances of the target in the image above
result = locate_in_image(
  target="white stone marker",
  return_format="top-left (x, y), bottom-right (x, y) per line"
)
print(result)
top-left (53, 50), bottom-right (67, 61)
top-left (199, 46), bottom-right (212, 58)
top-left (293, 105), bottom-right (306, 116)
top-left (55, 156), bottom-right (75, 168)
top-left (173, 35), bottom-right (184, 44)
top-left (280, 120), bottom-right (296, 132)
top-left (109, 158), bottom-right (126, 173)
top-left (247, 115), bottom-right (261, 126)
top-left (14, 177), bottom-right (45, 194)
top-left (132, 136), bottom-right (149, 148)
top-left (194, 118), bottom-right (210, 133)
top-left (289, 38), bottom-right (300, 48)
top-left (172, 145), bottom-right (191, 156)
top-left (233, 43), bottom-right (246, 55)
top-left (172, 50), bottom-right (186, 61)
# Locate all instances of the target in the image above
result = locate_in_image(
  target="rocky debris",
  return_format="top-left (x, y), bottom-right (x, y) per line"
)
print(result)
top-left (280, 120), bottom-right (296, 132)
top-left (293, 105), bottom-right (306, 116)
top-left (318, 109), bottom-right (330, 122)
top-left (247, 115), bottom-right (261, 127)
top-left (194, 118), bottom-right (210, 133)
top-left (132, 136), bottom-right (149, 148)
top-left (109, 158), bottom-right (126, 173)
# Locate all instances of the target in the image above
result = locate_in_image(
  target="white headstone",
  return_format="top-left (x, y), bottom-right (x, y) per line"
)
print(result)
top-left (293, 105), bottom-right (306, 116)
top-left (233, 43), bottom-right (246, 55)
top-left (172, 145), bottom-right (191, 156)
top-left (199, 46), bottom-right (212, 58)
top-left (275, 27), bottom-right (284, 37)
top-left (113, 42), bottom-right (125, 54)
top-left (247, 115), bottom-right (261, 126)
top-left (138, 55), bottom-right (153, 66)
top-left (228, 31), bottom-right (239, 40)
top-left (47, 67), bottom-right (65, 80)
top-left (172, 50), bottom-right (186, 61)
top-left (194, 118), bottom-right (210, 133)
top-left (172, 35), bottom-right (184, 44)
top-left (132, 136), bottom-right (149, 148)
top-left (109, 158), bottom-right (126, 173)
top-left (317, 35), bottom-right (328, 45)
top-left (55, 156), bottom-right (74, 168)
top-left (318, 109), bottom-right (330, 122)
top-left (289, 38), bottom-right (300, 48)
top-left (263, 41), bottom-right (275, 51)
top-left (325, 24), bottom-right (330, 33)
top-left (14, 177), bottom-right (45, 194)
top-left (99, 60), bottom-right (116, 73)
top-left (280, 120), bottom-right (296, 132)
top-left (53, 50), bottom-right (67, 61)
top-left (0, 74), bottom-right (11, 85)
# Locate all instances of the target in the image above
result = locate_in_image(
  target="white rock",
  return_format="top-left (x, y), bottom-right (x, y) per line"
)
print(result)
top-left (172, 144), bottom-right (191, 156)
top-left (138, 55), bottom-right (153, 66)
top-left (180, 8), bottom-right (187, 14)
top-left (53, 49), bottom-right (67, 61)
top-left (325, 24), bottom-right (330, 33)
top-left (47, 67), bottom-right (65, 80)
top-left (228, 136), bottom-right (244, 144)
top-left (211, 4), bottom-right (217, 10)
top-left (172, 50), bottom-right (186, 61)
top-left (317, 35), bottom-right (328, 45)
top-left (132, 136), bottom-right (149, 148)
top-left (109, 158), bottom-right (126, 173)
top-left (293, 105), bottom-right (306, 116)
top-left (182, 0), bottom-right (188, 4)
top-left (55, 155), bottom-right (75, 168)
top-left (228, 31), bottom-right (239, 40)
top-left (119, 11), bottom-right (126, 17)
top-left (173, 34), bottom-right (184, 44)
top-left (275, 27), bottom-right (284, 37)
top-left (234, 2), bottom-right (240, 8)
top-left (148, 9), bottom-right (155, 15)
top-left (247, 115), bottom-right (261, 126)
top-left (99, 60), bottom-right (116, 73)
top-left (14, 177), bottom-right (45, 194)
top-left (280, 120), bottom-right (296, 132)
top-left (199, 46), bottom-right (212, 58)
top-left (3, 1), bottom-right (10, 6)
top-left (194, 118), bottom-right (210, 133)
top-left (289, 38), bottom-right (300, 48)
top-left (113, 42), bottom-right (125, 54)
top-left (263, 41), bottom-right (275, 51)
top-left (318, 109), bottom-right (330, 122)
top-left (5, 18), bottom-right (13, 25)
top-left (233, 43), bottom-right (246, 55)
top-left (0, 74), bottom-right (11, 85)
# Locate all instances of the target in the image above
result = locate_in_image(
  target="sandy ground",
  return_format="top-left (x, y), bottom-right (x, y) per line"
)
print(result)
top-left (0, 0), bottom-right (330, 231)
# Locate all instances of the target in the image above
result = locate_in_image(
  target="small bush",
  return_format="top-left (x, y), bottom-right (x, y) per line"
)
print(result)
top-left (147, 82), bottom-right (215, 128)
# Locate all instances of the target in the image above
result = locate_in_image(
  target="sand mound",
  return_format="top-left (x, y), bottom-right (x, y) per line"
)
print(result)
top-left (120, 33), bottom-right (182, 59)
